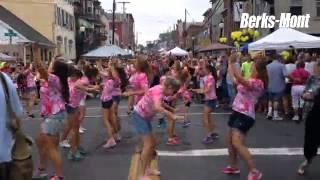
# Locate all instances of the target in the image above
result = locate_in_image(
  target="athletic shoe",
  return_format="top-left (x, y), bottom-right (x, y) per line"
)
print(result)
top-left (79, 128), bottom-right (85, 134)
top-left (28, 114), bottom-right (35, 118)
top-left (80, 126), bottom-right (87, 131)
top-left (146, 168), bottom-right (161, 176)
top-left (33, 168), bottom-right (48, 178)
top-left (297, 160), bottom-right (309, 175)
top-left (166, 138), bottom-right (180, 146)
top-left (115, 133), bottom-right (122, 142)
top-left (138, 175), bottom-right (151, 180)
top-left (67, 150), bottom-right (82, 161)
top-left (202, 136), bottom-right (214, 144)
top-left (59, 140), bottom-right (71, 148)
top-left (173, 135), bottom-right (180, 141)
top-left (292, 115), bottom-right (299, 121)
top-left (223, 166), bottom-right (240, 174)
top-left (182, 120), bottom-right (191, 128)
top-left (273, 115), bottom-right (283, 121)
top-left (266, 112), bottom-right (272, 120)
top-left (247, 170), bottom-right (262, 180)
top-left (78, 147), bottom-right (88, 156)
top-left (50, 175), bottom-right (64, 180)
top-left (210, 132), bottom-right (219, 139)
top-left (103, 138), bottom-right (117, 149)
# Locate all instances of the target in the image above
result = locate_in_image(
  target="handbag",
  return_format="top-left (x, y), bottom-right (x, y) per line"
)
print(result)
top-left (0, 72), bottom-right (33, 180)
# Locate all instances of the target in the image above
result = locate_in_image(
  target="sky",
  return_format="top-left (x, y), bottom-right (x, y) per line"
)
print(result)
top-left (101, 0), bottom-right (211, 45)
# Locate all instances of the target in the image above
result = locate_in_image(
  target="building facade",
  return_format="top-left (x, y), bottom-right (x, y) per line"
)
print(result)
top-left (0, 0), bottom-right (77, 60)
top-left (73, 0), bottom-right (107, 59)
top-left (106, 13), bottom-right (135, 50)
top-left (274, 0), bottom-right (320, 36)
top-left (0, 5), bottom-right (55, 64)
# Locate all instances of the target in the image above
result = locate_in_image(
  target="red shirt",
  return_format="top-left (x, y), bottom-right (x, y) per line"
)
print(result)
top-left (291, 68), bottom-right (310, 85)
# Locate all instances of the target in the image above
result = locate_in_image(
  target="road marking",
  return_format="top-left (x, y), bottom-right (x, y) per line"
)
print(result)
top-left (28, 112), bottom-right (231, 121)
top-left (85, 112), bottom-right (231, 118)
top-left (128, 153), bottom-right (160, 180)
top-left (157, 148), bottom-right (320, 157)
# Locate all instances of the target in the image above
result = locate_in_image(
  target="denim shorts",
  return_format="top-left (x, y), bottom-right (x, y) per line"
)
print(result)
top-left (41, 111), bottom-right (66, 136)
top-left (204, 99), bottom-right (217, 109)
top-left (228, 111), bottom-right (255, 134)
top-left (24, 87), bottom-right (37, 94)
top-left (268, 91), bottom-right (284, 101)
top-left (131, 110), bottom-right (152, 135)
top-left (101, 99), bottom-right (113, 109)
top-left (112, 96), bottom-right (121, 104)
top-left (66, 105), bottom-right (79, 114)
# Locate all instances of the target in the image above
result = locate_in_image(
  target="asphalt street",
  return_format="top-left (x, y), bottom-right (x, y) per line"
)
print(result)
top-left (21, 99), bottom-right (320, 180)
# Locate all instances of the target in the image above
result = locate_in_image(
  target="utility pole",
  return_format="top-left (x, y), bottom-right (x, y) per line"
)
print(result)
top-left (117, 1), bottom-right (131, 21)
top-left (112, 0), bottom-right (116, 45)
top-left (183, 8), bottom-right (187, 49)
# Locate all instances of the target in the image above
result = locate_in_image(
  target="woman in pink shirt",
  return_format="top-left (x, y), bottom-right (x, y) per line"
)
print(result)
top-left (126, 77), bottom-right (183, 180)
top-left (23, 63), bottom-right (37, 118)
top-left (33, 45), bottom-right (70, 180)
top-left (224, 54), bottom-right (268, 180)
top-left (192, 64), bottom-right (219, 144)
top-left (61, 67), bottom-right (98, 161)
top-left (289, 61), bottom-right (310, 121)
top-left (124, 57), bottom-right (151, 113)
top-left (97, 60), bottom-right (124, 149)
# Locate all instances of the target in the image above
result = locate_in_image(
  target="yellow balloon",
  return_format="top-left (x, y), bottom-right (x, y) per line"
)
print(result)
top-left (254, 30), bottom-right (260, 39)
top-left (248, 28), bottom-right (254, 36)
top-left (281, 51), bottom-right (290, 60)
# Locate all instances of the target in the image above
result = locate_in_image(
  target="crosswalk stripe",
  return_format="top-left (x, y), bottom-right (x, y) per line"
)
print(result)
top-left (157, 148), bottom-right (320, 157)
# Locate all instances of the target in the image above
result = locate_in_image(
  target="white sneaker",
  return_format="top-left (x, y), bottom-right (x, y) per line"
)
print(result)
top-left (273, 116), bottom-right (283, 121)
top-left (59, 140), bottom-right (71, 148)
top-left (298, 160), bottom-right (309, 175)
top-left (292, 115), bottom-right (299, 121)
top-left (103, 138), bottom-right (116, 149)
top-left (266, 112), bottom-right (272, 119)
top-left (79, 128), bottom-right (85, 134)
top-left (80, 126), bottom-right (87, 131)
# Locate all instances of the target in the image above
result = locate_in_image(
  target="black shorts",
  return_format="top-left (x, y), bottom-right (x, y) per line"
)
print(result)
top-left (102, 100), bottom-right (113, 109)
top-left (228, 111), bottom-right (255, 134)
top-left (285, 83), bottom-right (292, 95)
top-left (66, 105), bottom-right (79, 114)
top-left (185, 101), bottom-right (191, 107)
top-left (112, 96), bottom-right (121, 104)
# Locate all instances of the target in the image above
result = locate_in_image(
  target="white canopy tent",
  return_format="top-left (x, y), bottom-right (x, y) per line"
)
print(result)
top-left (82, 45), bottom-right (131, 58)
top-left (249, 28), bottom-right (320, 50)
top-left (0, 53), bottom-right (16, 62)
top-left (167, 47), bottom-right (189, 56)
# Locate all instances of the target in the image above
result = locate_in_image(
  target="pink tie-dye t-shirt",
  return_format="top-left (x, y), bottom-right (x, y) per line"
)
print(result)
top-left (39, 74), bottom-right (65, 117)
top-left (203, 74), bottom-right (217, 100)
top-left (232, 78), bottom-right (264, 119)
top-left (112, 77), bottom-right (122, 96)
top-left (177, 84), bottom-right (192, 103)
top-left (135, 85), bottom-right (163, 121)
top-left (101, 77), bottom-right (114, 102)
top-left (79, 76), bottom-right (89, 100)
top-left (68, 78), bottom-right (86, 108)
top-left (26, 72), bottom-right (36, 88)
top-left (129, 72), bottom-right (149, 104)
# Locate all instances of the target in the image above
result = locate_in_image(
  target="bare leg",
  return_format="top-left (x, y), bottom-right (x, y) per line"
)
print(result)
top-left (140, 133), bottom-right (156, 176)
top-left (46, 134), bottom-right (63, 177)
top-left (203, 106), bottom-right (214, 135)
top-left (226, 130), bottom-right (238, 168)
top-left (231, 131), bottom-right (256, 171)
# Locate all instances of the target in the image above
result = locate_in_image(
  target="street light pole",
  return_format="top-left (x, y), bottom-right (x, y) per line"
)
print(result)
top-left (112, 0), bottom-right (116, 45)
top-left (192, 36), bottom-right (195, 56)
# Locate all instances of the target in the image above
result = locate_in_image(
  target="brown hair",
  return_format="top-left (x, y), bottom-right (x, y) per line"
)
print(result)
top-left (254, 58), bottom-right (268, 89)
top-left (179, 69), bottom-right (191, 84)
top-left (135, 55), bottom-right (153, 83)
top-left (163, 76), bottom-right (181, 91)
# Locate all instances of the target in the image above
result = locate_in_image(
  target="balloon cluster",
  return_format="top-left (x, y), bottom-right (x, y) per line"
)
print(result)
top-left (219, 37), bottom-right (228, 44)
top-left (281, 50), bottom-right (290, 60)
top-left (231, 28), bottom-right (260, 47)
